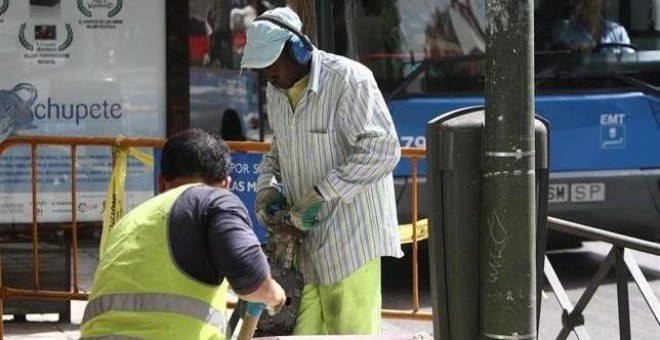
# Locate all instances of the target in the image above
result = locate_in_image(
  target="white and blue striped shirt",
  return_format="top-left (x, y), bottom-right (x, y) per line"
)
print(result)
top-left (256, 49), bottom-right (404, 284)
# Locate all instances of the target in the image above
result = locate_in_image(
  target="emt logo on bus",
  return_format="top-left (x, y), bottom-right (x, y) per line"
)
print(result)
top-left (599, 113), bottom-right (626, 149)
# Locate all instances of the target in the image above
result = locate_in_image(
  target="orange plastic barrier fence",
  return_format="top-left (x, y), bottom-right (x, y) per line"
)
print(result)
top-left (0, 135), bottom-right (430, 337)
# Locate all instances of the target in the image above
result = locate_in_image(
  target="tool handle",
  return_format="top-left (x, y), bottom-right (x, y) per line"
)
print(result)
top-left (236, 302), bottom-right (265, 340)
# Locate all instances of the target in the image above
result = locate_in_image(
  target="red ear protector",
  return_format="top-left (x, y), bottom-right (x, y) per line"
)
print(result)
top-left (253, 15), bottom-right (313, 64)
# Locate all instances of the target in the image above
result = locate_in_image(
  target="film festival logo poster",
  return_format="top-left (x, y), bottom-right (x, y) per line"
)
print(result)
top-left (14, 0), bottom-right (123, 64)
top-left (13, 1), bottom-right (74, 64)
top-left (77, 0), bottom-right (124, 29)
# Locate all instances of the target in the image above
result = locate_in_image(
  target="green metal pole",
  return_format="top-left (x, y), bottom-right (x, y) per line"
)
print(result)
top-left (481, 0), bottom-right (536, 339)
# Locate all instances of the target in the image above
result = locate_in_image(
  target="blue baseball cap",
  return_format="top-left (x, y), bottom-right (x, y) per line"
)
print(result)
top-left (241, 7), bottom-right (302, 69)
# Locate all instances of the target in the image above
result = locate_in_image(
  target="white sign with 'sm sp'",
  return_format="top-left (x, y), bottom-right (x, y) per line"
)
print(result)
top-left (549, 182), bottom-right (606, 203)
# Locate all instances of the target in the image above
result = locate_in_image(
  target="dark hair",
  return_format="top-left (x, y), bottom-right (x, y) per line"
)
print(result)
top-left (160, 128), bottom-right (231, 184)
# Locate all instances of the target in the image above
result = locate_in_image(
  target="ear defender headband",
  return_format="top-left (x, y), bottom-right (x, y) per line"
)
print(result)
top-left (253, 15), bottom-right (313, 65)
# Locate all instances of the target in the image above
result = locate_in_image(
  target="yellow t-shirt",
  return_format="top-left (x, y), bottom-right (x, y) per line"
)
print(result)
top-left (286, 74), bottom-right (310, 110)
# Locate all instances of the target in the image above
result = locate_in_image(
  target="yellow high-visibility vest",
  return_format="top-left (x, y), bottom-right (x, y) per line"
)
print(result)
top-left (81, 183), bottom-right (229, 340)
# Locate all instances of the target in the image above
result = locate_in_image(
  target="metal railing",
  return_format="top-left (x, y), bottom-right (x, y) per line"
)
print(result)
top-left (544, 216), bottom-right (660, 340)
top-left (0, 135), bottom-right (430, 337)
top-left (382, 147), bottom-right (431, 321)
top-left (0, 135), bottom-right (165, 338)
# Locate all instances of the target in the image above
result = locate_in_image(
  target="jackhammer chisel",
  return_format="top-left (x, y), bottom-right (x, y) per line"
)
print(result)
top-left (230, 207), bottom-right (305, 339)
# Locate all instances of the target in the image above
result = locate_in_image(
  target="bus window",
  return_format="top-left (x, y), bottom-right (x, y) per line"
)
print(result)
top-left (332, 0), bottom-right (660, 97)
top-left (340, 0), bottom-right (486, 95)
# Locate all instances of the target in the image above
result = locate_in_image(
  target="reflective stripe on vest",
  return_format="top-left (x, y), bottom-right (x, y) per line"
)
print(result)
top-left (82, 292), bottom-right (227, 335)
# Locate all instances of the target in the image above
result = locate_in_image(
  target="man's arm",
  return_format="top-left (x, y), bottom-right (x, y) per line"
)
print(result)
top-left (237, 274), bottom-right (286, 308)
top-left (206, 192), bottom-right (285, 309)
top-left (254, 136), bottom-right (287, 226)
top-left (256, 135), bottom-right (282, 192)
top-left (315, 77), bottom-right (401, 201)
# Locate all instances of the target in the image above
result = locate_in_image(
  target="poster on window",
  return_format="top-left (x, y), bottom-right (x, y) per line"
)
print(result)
top-left (0, 0), bottom-right (166, 223)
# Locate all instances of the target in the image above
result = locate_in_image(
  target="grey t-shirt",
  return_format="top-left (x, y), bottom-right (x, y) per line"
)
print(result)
top-left (168, 185), bottom-right (268, 295)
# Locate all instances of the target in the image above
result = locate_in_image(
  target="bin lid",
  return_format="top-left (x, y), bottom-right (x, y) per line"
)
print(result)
top-left (426, 106), bottom-right (548, 171)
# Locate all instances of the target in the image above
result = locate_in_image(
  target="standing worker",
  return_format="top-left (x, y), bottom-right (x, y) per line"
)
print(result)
top-left (80, 128), bottom-right (286, 339)
top-left (241, 6), bottom-right (403, 336)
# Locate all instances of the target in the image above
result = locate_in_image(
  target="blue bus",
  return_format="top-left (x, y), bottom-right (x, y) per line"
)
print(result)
top-left (324, 0), bottom-right (660, 241)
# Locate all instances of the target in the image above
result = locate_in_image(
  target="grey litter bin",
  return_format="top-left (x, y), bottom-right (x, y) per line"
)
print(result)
top-left (426, 106), bottom-right (549, 339)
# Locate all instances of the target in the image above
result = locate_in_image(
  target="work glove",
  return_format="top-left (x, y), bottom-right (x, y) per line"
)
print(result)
top-left (267, 210), bottom-right (308, 239)
top-left (255, 187), bottom-right (286, 227)
top-left (290, 187), bottom-right (325, 231)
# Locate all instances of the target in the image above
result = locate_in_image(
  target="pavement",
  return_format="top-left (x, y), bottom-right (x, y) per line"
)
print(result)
top-left (1, 240), bottom-right (434, 339)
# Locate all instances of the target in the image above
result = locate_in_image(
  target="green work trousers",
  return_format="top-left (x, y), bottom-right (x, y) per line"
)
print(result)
top-left (293, 258), bottom-right (381, 335)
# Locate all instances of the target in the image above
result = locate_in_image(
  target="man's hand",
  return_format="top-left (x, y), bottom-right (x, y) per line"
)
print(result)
top-left (290, 187), bottom-right (325, 231)
top-left (255, 187), bottom-right (286, 227)
top-left (266, 280), bottom-right (287, 315)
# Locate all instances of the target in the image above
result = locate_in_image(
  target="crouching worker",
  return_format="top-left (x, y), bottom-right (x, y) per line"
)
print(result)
top-left (80, 128), bottom-right (286, 339)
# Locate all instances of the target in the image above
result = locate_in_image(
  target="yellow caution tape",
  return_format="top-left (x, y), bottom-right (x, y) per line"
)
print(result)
top-left (398, 219), bottom-right (429, 244)
top-left (99, 136), bottom-right (154, 259)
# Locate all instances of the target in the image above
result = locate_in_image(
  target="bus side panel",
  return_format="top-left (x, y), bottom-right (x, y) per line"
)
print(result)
top-left (389, 92), bottom-right (660, 176)
top-left (389, 97), bottom-right (484, 177)
top-left (536, 92), bottom-right (660, 171)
